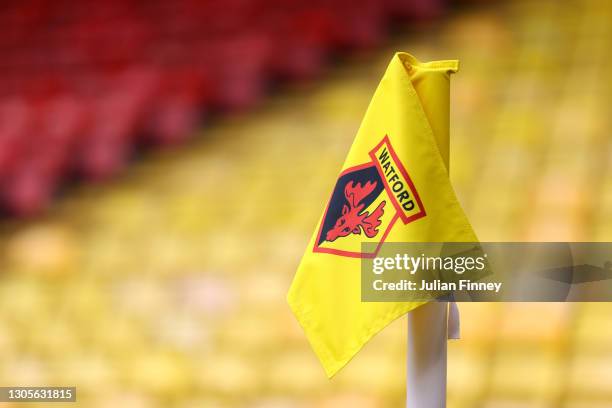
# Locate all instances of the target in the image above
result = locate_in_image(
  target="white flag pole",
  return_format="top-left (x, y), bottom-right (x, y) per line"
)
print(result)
top-left (406, 301), bottom-right (449, 408)
top-left (404, 57), bottom-right (458, 408)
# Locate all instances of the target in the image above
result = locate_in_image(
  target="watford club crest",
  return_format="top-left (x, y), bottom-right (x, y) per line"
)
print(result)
top-left (314, 136), bottom-right (426, 258)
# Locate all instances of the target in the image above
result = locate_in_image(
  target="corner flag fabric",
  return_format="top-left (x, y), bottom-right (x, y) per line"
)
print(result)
top-left (287, 52), bottom-right (478, 377)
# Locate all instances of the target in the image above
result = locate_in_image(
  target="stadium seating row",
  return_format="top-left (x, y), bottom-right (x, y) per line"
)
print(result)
top-left (0, 0), bottom-right (450, 216)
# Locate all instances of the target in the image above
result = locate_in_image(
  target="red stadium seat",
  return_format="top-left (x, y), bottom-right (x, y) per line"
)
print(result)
top-left (0, 0), bottom-right (450, 216)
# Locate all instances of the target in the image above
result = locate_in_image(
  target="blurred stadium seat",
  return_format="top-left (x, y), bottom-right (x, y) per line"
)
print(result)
top-left (0, 0), bottom-right (450, 216)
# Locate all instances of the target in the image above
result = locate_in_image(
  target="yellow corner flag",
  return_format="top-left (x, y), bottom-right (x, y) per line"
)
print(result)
top-left (287, 52), bottom-right (477, 377)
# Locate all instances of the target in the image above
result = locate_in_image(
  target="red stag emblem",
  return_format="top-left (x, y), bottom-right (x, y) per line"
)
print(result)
top-left (326, 181), bottom-right (386, 242)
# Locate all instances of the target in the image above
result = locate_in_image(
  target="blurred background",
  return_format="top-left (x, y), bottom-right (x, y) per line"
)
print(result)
top-left (0, 0), bottom-right (611, 407)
